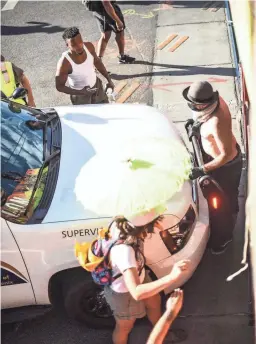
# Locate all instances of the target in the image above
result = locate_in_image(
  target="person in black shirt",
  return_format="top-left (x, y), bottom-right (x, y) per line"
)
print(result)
top-left (92, 1), bottom-right (135, 64)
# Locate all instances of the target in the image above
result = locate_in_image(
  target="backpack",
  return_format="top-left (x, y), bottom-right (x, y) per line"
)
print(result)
top-left (82, 0), bottom-right (101, 12)
top-left (90, 237), bottom-right (124, 286)
top-left (75, 226), bottom-right (145, 286)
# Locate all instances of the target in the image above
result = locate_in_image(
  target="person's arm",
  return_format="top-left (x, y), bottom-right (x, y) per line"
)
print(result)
top-left (12, 63), bottom-right (36, 107)
top-left (86, 42), bottom-right (114, 90)
top-left (20, 74), bottom-right (36, 107)
top-left (146, 289), bottom-right (184, 344)
top-left (102, 0), bottom-right (124, 30)
top-left (55, 57), bottom-right (97, 96)
top-left (123, 260), bottom-right (189, 301)
top-left (203, 118), bottom-right (234, 172)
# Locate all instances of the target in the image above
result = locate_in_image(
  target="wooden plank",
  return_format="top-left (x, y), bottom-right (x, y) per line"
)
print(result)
top-left (201, 1), bottom-right (213, 10)
top-left (157, 34), bottom-right (178, 50)
top-left (168, 36), bottom-right (189, 52)
top-left (116, 82), bottom-right (140, 103)
top-left (114, 81), bottom-right (127, 95)
top-left (211, 3), bottom-right (223, 12)
top-left (1, 0), bottom-right (19, 11)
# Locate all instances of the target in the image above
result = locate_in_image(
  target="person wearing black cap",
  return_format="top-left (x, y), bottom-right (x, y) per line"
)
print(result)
top-left (183, 81), bottom-right (242, 254)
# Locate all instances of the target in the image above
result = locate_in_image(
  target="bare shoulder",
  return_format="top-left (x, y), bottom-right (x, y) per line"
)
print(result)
top-left (219, 95), bottom-right (227, 106)
top-left (56, 55), bottom-right (71, 75)
top-left (84, 41), bottom-right (96, 53)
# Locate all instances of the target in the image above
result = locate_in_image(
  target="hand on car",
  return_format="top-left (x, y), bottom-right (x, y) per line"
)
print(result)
top-left (79, 87), bottom-right (98, 96)
top-left (168, 260), bottom-right (190, 282)
top-left (28, 100), bottom-right (36, 107)
top-left (189, 166), bottom-right (205, 180)
top-left (166, 288), bottom-right (184, 319)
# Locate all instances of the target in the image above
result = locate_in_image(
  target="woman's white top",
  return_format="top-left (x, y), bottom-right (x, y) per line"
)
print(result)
top-left (105, 224), bottom-right (145, 293)
top-left (62, 44), bottom-right (96, 89)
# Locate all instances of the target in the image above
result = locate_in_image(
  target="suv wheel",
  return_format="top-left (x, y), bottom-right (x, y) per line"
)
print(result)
top-left (62, 271), bottom-right (115, 329)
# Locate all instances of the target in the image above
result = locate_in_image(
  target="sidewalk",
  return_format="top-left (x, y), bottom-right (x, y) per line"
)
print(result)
top-left (152, 1), bottom-right (241, 148)
top-left (130, 2), bottom-right (253, 344)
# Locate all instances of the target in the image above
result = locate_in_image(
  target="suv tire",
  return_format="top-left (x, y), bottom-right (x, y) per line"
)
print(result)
top-left (62, 269), bottom-right (115, 329)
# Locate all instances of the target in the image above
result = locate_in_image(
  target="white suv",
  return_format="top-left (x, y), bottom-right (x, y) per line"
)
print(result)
top-left (1, 100), bottom-right (209, 328)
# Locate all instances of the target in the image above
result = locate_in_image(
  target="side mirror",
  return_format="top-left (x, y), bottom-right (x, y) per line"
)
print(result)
top-left (11, 87), bottom-right (28, 100)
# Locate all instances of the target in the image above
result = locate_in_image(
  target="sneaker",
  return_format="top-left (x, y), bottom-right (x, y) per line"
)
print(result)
top-left (211, 239), bottom-right (232, 255)
top-left (118, 54), bottom-right (135, 64)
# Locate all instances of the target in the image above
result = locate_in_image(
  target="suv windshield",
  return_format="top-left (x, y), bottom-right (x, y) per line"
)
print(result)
top-left (1, 101), bottom-right (47, 223)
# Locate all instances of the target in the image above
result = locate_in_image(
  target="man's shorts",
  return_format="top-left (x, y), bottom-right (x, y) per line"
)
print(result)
top-left (204, 144), bottom-right (243, 214)
top-left (70, 77), bottom-right (108, 105)
top-left (103, 271), bottom-right (151, 320)
top-left (93, 4), bottom-right (126, 34)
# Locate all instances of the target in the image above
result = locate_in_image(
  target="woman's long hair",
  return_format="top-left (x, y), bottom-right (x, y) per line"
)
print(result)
top-left (111, 215), bottom-right (164, 270)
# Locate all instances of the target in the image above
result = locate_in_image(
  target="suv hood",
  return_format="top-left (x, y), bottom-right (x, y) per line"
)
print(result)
top-left (43, 104), bottom-right (191, 223)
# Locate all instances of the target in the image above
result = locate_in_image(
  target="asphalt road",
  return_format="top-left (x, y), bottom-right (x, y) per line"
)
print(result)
top-left (1, 1), bottom-right (159, 107)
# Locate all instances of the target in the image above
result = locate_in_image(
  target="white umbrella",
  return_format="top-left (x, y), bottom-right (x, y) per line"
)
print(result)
top-left (75, 137), bottom-right (191, 219)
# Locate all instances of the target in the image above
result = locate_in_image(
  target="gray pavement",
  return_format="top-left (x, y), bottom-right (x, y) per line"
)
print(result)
top-left (1, 1), bottom-right (158, 107)
top-left (1, 1), bottom-right (254, 343)
top-left (152, 1), bottom-right (241, 148)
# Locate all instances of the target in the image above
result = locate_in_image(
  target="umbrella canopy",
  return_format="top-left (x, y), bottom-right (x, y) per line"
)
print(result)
top-left (75, 137), bottom-right (191, 220)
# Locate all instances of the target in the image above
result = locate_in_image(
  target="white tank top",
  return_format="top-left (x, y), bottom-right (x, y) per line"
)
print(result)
top-left (62, 45), bottom-right (97, 90)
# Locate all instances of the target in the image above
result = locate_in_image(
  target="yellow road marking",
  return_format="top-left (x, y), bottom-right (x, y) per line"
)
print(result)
top-left (115, 81), bottom-right (127, 95)
top-left (202, 1), bottom-right (213, 10)
top-left (168, 36), bottom-right (189, 52)
top-left (157, 34), bottom-right (178, 50)
top-left (116, 82), bottom-right (140, 103)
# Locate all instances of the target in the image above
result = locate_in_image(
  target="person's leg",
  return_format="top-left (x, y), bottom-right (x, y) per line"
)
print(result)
top-left (97, 30), bottom-right (112, 58)
top-left (94, 12), bottom-right (112, 58)
top-left (112, 317), bottom-right (136, 344)
top-left (115, 30), bottom-right (125, 56)
top-left (209, 156), bottom-right (243, 253)
top-left (144, 293), bottom-right (162, 326)
top-left (106, 4), bottom-right (135, 63)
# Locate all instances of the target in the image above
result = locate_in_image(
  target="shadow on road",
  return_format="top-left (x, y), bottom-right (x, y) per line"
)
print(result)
top-left (1, 22), bottom-right (65, 36)
top-left (171, 1), bottom-right (224, 9)
top-left (110, 61), bottom-right (235, 80)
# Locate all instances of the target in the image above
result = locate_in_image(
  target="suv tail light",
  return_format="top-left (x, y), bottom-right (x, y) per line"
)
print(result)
top-left (160, 205), bottom-right (196, 254)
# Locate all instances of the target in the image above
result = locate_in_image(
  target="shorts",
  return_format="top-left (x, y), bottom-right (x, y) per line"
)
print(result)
top-left (209, 146), bottom-right (243, 214)
top-left (93, 4), bottom-right (126, 33)
top-left (70, 77), bottom-right (108, 105)
top-left (104, 271), bottom-right (151, 320)
top-left (202, 144), bottom-right (243, 214)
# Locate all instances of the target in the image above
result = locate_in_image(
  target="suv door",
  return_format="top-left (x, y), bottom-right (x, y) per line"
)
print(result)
top-left (1, 219), bottom-right (35, 309)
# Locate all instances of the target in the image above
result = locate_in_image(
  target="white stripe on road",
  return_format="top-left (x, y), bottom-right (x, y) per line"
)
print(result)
top-left (1, 0), bottom-right (20, 11)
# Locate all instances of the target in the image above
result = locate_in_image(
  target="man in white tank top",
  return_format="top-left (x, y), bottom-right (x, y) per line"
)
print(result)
top-left (55, 27), bottom-right (114, 105)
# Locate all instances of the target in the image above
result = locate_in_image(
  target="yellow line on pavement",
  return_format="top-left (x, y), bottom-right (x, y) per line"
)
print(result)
top-left (202, 1), bottom-right (213, 10)
top-left (1, 0), bottom-right (19, 11)
top-left (168, 36), bottom-right (189, 52)
top-left (116, 82), bottom-right (140, 103)
top-left (157, 34), bottom-right (178, 50)
top-left (115, 81), bottom-right (127, 96)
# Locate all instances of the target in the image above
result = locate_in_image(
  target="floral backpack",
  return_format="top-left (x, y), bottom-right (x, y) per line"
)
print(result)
top-left (75, 225), bottom-right (145, 286)
top-left (90, 237), bottom-right (124, 286)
